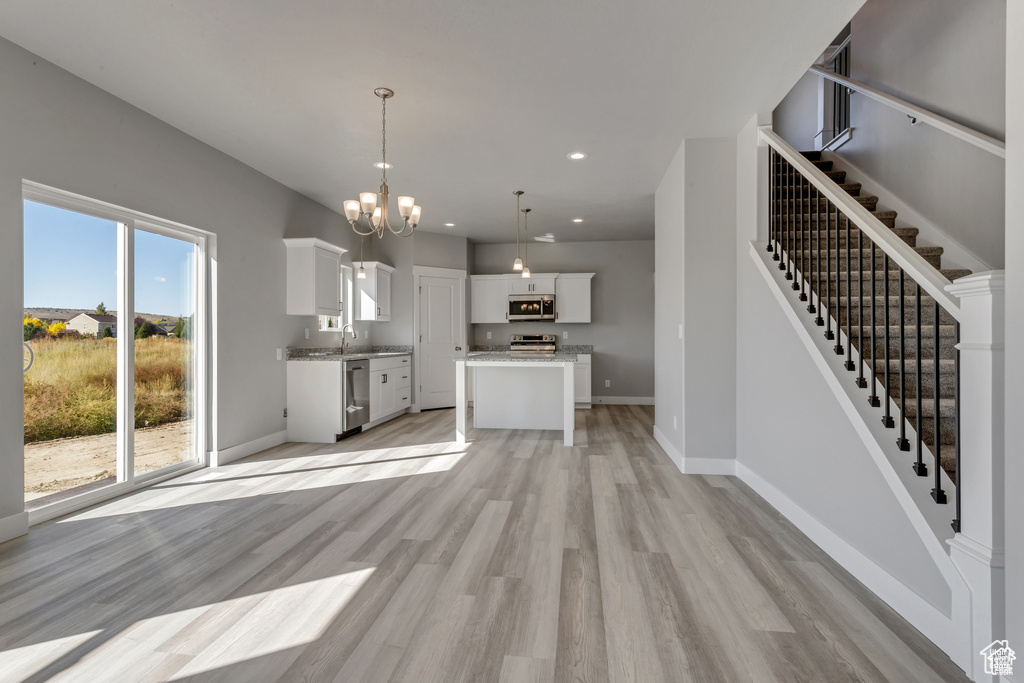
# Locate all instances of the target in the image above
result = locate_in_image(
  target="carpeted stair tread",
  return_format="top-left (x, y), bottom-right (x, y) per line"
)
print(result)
top-left (903, 399), bottom-right (956, 419)
top-left (823, 268), bottom-right (971, 284)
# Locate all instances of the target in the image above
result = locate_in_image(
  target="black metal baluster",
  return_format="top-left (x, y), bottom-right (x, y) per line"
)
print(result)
top-left (793, 170), bottom-right (802, 291)
top-left (768, 150), bottom-right (775, 253)
top-left (932, 301), bottom-right (947, 504)
top-left (952, 321), bottom-right (961, 531)
top-left (784, 161), bottom-right (792, 276)
top-left (897, 269), bottom-right (909, 450)
top-left (913, 285), bottom-right (927, 476)
top-left (835, 207), bottom-right (847, 356)
top-left (867, 242), bottom-right (880, 404)
top-left (812, 187), bottom-right (821, 319)
top-left (882, 255), bottom-right (894, 427)
top-left (825, 199), bottom-right (833, 338)
top-left (799, 174), bottom-right (807, 300)
top-left (855, 226), bottom-right (866, 385)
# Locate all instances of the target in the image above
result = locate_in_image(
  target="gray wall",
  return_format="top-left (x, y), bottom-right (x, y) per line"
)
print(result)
top-left (0, 36), bottom-right (352, 529)
top-left (653, 137), bottom-right (738, 462)
top-left (654, 144), bottom-right (686, 457)
top-left (472, 240), bottom-right (655, 399)
top-left (772, 72), bottom-right (819, 152)
top-left (1004, 0), bottom-right (1023, 670)
top-left (773, 0), bottom-right (1006, 268)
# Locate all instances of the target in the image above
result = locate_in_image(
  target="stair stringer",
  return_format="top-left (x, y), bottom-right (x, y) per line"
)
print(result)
top-left (748, 241), bottom-right (969, 658)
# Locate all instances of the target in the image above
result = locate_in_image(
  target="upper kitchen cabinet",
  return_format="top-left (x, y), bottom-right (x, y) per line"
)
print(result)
top-left (284, 238), bottom-right (347, 316)
top-left (555, 273), bottom-right (594, 323)
top-left (471, 275), bottom-right (509, 323)
top-left (508, 275), bottom-right (556, 295)
top-left (355, 261), bottom-right (395, 322)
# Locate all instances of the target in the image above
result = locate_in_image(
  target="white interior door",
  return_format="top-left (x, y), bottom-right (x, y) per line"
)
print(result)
top-left (418, 275), bottom-right (462, 409)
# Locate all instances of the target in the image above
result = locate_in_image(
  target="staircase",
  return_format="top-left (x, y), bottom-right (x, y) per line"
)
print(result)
top-left (772, 151), bottom-right (967, 487)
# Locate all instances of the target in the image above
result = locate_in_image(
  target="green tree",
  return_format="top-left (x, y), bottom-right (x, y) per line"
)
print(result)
top-left (134, 316), bottom-right (156, 339)
top-left (96, 302), bottom-right (107, 315)
top-left (100, 325), bottom-right (113, 339)
top-left (173, 314), bottom-right (192, 340)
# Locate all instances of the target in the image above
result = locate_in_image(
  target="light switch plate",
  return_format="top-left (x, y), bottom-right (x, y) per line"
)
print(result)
top-left (605, 379), bottom-right (611, 388)
top-left (486, 331), bottom-right (492, 339)
top-left (304, 328), bottom-right (310, 340)
top-left (562, 331), bottom-right (568, 339)
top-left (276, 348), bottom-right (283, 361)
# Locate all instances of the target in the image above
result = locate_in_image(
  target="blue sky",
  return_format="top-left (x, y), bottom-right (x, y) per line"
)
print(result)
top-left (24, 200), bottom-right (195, 317)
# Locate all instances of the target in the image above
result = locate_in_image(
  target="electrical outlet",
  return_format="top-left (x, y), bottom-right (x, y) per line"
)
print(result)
top-left (678, 324), bottom-right (683, 340)
top-left (304, 328), bottom-right (310, 340)
top-left (276, 348), bottom-right (283, 361)
top-left (283, 408), bottom-right (288, 418)
top-left (605, 379), bottom-right (611, 388)
top-left (562, 331), bottom-right (568, 339)
top-left (486, 331), bottom-right (492, 340)
top-left (673, 416), bottom-right (677, 430)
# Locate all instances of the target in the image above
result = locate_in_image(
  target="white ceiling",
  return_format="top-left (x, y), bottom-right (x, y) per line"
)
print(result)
top-left (0, 0), bottom-right (859, 243)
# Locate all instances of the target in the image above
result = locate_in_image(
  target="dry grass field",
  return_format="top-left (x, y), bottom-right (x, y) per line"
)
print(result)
top-left (23, 336), bottom-right (192, 443)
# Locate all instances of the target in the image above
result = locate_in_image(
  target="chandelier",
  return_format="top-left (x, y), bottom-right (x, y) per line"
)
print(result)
top-left (344, 88), bottom-right (421, 238)
top-left (512, 190), bottom-right (524, 272)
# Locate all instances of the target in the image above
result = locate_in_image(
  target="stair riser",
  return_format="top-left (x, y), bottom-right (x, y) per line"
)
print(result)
top-left (786, 252), bottom-right (943, 270)
top-left (878, 368), bottom-right (957, 397)
top-left (772, 171), bottom-right (847, 182)
top-left (855, 336), bottom-right (958, 360)
top-left (776, 184), bottom-right (861, 196)
top-left (786, 232), bottom-right (917, 248)
top-left (835, 305), bottom-right (956, 326)
top-left (775, 213), bottom-right (897, 229)
top-left (775, 199), bottom-right (878, 211)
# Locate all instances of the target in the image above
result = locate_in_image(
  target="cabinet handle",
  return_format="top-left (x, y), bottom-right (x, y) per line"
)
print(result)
top-left (382, 373), bottom-right (387, 383)
top-left (377, 307), bottom-right (381, 317)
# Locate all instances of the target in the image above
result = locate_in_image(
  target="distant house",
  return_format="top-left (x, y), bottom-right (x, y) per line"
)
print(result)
top-left (67, 313), bottom-right (117, 337)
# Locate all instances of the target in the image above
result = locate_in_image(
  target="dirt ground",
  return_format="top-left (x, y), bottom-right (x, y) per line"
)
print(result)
top-left (24, 420), bottom-right (193, 501)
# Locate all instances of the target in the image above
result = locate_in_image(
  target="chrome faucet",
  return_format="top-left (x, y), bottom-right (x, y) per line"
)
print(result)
top-left (340, 323), bottom-right (356, 355)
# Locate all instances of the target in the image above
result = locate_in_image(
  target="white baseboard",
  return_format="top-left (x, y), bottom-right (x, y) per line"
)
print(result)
top-left (210, 430), bottom-right (287, 467)
top-left (592, 396), bottom-right (654, 405)
top-left (653, 426), bottom-right (737, 475)
top-left (652, 425), bottom-right (683, 470)
top-left (736, 461), bottom-right (955, 655)
top-left (0, 511), bottom-right (28, 544)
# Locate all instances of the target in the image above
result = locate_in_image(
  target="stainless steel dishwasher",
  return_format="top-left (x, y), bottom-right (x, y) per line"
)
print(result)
top-left (342, 359), bottom-right (370, 435)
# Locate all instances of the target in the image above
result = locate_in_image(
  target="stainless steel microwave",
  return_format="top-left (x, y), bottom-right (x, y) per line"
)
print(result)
top-left (508, 294), bottom-right (555, 321)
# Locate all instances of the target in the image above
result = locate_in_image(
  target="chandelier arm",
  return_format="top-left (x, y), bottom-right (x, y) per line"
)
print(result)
top-left (350, 216), bottom-right (379, 236)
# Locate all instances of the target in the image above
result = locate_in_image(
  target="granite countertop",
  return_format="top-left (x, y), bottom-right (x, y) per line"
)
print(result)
top-left (457, 352), bottom-right (578, 363)
top-left (287, 345), bottom-right (413, 361)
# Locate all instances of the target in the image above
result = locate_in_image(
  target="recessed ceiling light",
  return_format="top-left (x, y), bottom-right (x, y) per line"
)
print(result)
top-left (572, 218), bottom-right (584, 223)
top-left (567, 152), bottom-right (588, 160)
top-left (373, 161), bottom-right (393, 169)
top-left (445, 223), bottom-right (455, 227)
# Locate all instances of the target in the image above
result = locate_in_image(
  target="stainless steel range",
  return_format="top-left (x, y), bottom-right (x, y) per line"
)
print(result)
top-left (510, 334), bottom-right (557, 357)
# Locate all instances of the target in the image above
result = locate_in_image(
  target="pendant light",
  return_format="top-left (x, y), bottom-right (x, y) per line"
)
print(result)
top-left (521, 207), bottom-right (532, 278)
top-left (343, 88), bottom-right (421, 239)
top-left (512, 190), bottom-right (524, 271)
top-left (357, 236), bottom-right (367, 279)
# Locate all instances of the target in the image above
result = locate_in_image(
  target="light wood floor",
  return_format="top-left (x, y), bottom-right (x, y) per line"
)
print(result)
top-left (0, 406), bottom-right (967, 682)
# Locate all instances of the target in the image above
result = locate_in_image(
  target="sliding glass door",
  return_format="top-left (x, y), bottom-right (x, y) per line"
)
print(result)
top-left (23, 187), bottom-right (207, 514)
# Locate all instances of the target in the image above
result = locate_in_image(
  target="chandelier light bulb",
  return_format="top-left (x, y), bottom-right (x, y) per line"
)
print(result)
top-left (522, 267), bottom-right (531, 278)
top-left (409, 205), bottom-right (422, 227)
top-left (513, 257), bottom-right (523, 271)
top-left (371, 207), bottom-right (382, 228)
top-left (357, 265), bottom-right (366, 279)
top-left (344, 200), bottom-right (361, 222)
top-left (397, 196), bottom-right (415, 220)
top-left (359, 192), bottom-right (377, 215)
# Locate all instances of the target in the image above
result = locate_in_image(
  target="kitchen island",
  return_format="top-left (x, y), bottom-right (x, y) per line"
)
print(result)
top-left (454, 353), bottom-right (577, 446)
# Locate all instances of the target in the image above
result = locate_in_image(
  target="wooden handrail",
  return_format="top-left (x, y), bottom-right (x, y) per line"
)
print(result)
top-left (808, 65), bottom-right (1006, 159)
top-left (759, 127), bottom-right (962, 320)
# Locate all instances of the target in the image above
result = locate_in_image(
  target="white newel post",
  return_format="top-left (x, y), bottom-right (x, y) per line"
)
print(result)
top-left (946, 271), bottom-right (1005, 679)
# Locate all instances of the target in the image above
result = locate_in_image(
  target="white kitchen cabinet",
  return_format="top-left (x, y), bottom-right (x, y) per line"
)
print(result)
top-left (556, 273), bottom-right (594, 323)
top-left (471, 276), bottom-right (510, 323)
top-left (574, 354), bottom-right (592, 407)
top-left (369, 355), bottom-right (411, 421)
top-left (284, 238), bottom-right (347, 316)
top-left (355, 261), bottom-right (395, 322)
top-left (508, 275), bottom-right (555, 295)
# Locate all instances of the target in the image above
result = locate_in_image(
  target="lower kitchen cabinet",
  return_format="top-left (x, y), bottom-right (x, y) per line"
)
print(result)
top-left (574, 354), bottom-right (592, 407)
top-left (369, 355), bottom-right (412, 422)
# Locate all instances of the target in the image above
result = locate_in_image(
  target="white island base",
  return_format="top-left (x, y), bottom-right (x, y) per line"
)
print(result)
top-left (455, 356), bottom-right (575, 446)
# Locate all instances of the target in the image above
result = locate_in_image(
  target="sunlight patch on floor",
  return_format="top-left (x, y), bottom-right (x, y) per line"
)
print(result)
top-left (0, 630), bottom-right (103, 680)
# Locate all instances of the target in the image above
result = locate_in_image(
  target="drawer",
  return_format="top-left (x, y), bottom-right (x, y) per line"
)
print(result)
top-left (396, 393), bottom-right (412, 410)
top-left (394, 371), bottom-right (411, 390)
top-left (369, 355), bottom-right (411, 371)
